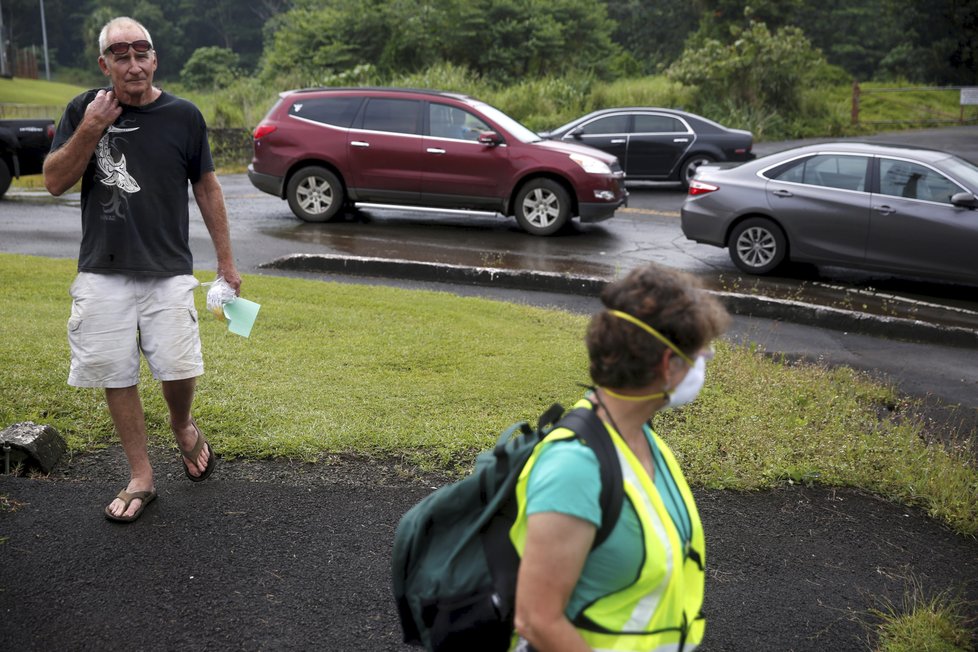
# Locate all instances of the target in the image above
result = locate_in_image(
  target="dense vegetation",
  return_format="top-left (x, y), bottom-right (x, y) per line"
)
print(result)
top-left (4, 0), bottom-right (977, 139)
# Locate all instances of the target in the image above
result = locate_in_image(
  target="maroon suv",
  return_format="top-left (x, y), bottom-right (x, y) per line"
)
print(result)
top-left (248, 87), bottom-right (627, 235)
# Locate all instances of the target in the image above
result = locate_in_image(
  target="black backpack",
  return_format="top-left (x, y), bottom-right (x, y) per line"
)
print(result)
top-left (392, 404), bottom-right (624, 651)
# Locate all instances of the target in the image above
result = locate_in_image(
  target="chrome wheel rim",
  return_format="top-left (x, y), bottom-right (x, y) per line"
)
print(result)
top-left (296, 176), bottom-right (334, 215)
top-left (736, 226), bottom-right (778, 268)
top-left (521, 188), bottom-right (560, 228)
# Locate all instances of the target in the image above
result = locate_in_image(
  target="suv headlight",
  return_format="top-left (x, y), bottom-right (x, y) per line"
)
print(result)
top-left (569, 153), bottom-right (612, 175)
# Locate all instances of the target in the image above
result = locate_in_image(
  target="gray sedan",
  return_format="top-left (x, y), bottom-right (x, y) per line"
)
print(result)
top-left (680, 142), bottom-right (978, 286)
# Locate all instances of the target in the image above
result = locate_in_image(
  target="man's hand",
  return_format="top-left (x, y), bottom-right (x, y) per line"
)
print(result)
top-left (219, 265), bottom-right (242, 296)
top-left (44, 89), bottom-right (122, 196)
top-left (84, 89), bottom-right (123, 131)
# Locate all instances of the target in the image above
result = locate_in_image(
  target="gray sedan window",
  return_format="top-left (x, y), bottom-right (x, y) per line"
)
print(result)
top-left (879, 158), bottom-right (962, 204)
top-left (770, 154), bottom-right (868, 191)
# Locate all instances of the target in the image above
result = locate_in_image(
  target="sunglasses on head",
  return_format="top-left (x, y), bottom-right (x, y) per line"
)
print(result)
top-left (104, 40), bottom-right (153, 56)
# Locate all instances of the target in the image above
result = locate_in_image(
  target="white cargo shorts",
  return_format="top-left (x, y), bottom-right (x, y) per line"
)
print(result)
top-left (67, 272), bottom-right (203, 388)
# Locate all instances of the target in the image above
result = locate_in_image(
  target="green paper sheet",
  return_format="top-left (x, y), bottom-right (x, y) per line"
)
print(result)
top-left (223, 298), bottom-right (261, 337)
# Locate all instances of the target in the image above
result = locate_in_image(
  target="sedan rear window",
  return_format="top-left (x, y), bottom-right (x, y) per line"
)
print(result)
top-left (767, 154), bottom-right (868, 191)
top-left (633, 114), bottom-right (687, 134)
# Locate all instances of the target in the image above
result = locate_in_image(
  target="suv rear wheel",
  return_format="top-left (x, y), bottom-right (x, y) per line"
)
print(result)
top-left (514, 179), bottom-right (570, 236)
top-left (287, 166), bottom-right (344, 222)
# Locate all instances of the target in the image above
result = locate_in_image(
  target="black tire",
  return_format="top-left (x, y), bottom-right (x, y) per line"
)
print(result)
top-left (0, 158), bottom-right (11, 199)
top-left (728, 217), bottom-right (787, 275)
top-left (514, 179), bottom-right (571, 236)
top-left (680, 154), bottom-right (714, 188)
top-left (286, 166), bottom-right (344, 222)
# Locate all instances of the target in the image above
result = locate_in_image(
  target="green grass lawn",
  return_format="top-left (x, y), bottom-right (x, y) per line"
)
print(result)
top-left (0, 77), bottom-right (85, 111)
top-left (1, 253), bottom-right (975, 537)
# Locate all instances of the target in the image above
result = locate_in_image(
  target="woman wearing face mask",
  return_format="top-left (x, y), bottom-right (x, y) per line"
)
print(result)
top-left (510, 263), bottom-right (730, 652)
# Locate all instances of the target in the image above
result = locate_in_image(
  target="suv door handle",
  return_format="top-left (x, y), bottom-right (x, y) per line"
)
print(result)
top-left (610, 139), bottom-right (626, 144)
top-left (351, 141), bottom-right (370, 148)
top-left (875, 204), bottom-right (896, 215)
top-left (771, 189), bottom-right (793, 197)
top-left (426, 147), bottom-right (446, 154)
top-left (673, 138), bottom-right (689, 143)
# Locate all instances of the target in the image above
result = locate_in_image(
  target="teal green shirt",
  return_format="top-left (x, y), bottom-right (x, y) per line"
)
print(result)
top-left (525, 425), bottom-right (690, 619)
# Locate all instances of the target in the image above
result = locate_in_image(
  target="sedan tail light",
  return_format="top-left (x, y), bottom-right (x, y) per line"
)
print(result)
top-left (253, 124), bottom-right (277, 140)
top-left (688, 180), bottom-right (719, 196)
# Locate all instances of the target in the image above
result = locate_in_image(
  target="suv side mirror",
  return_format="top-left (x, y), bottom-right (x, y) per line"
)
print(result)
top-left (951, 191), bottom-right (978, 209)
top-left (478, 131), bottom-right (503, 146)
top-left (569, 127), bottom-right (584, 140)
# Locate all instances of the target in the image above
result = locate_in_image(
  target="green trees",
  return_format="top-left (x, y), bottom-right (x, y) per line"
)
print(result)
top-left (6, 0), bottom-right (976, 87)
top-left (259, 0), bottom-right (620, 85)
top-left (180, 47), bottom-right (241, 90)
top-left (667, 21), bottom-right (826, 116)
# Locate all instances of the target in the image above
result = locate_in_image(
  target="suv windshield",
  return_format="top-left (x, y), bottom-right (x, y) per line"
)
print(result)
top-left (471, 102), bottom-right (541, 143)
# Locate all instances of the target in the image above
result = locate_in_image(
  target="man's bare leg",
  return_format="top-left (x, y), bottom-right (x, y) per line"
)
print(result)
top-left (105, 385), bottom-right (154, 519)
top-left (162, 377), bottom-right (210, 477)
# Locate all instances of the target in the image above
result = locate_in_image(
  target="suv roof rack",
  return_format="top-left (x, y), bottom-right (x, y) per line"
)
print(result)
top-left (289, 86), bottom-right (471, 101)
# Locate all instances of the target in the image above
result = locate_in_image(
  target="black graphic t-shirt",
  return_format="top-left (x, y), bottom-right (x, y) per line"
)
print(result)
top-left (51, 89), bottom-right (214, 276)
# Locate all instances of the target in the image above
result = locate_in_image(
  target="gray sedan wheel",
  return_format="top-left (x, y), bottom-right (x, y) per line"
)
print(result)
top-left (286, 166), bottom-right (344, 222)
top-left (680, 154), bottom-right (714, 188)
top-left (729, 217), bottom-right (787, 274)
top-left (514, 179), bottom-right (571, 236)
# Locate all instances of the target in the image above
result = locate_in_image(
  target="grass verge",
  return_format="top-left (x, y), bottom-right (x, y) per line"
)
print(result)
top-left (866, 575), bottom-right (976, 652)
top-left (1, 253), bottom-right (976, 535)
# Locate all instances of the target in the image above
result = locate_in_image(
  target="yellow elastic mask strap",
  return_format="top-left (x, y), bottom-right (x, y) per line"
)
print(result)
top-left (608, 310), bottom-right (693, 365)
top-left (601, 386), bottom-right (666, 402)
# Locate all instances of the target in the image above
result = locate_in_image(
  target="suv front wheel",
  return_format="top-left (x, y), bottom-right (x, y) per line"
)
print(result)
top-left (286, 166), bottom-right (344, 222)
top-left (514, 179), bottom-right (570, 236)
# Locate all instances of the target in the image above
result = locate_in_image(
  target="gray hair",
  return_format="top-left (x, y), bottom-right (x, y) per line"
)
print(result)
top-left (98, 17), bottom-right (153, 54)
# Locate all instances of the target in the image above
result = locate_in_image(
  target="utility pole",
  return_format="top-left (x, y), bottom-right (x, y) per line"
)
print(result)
top-left (39, 0), bottom-right (50, 80)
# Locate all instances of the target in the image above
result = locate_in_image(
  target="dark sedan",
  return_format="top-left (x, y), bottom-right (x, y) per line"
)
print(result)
top-left (541, 108), bottom-right (754, 187)
top-left (681, 142), bottom-right (978, 286)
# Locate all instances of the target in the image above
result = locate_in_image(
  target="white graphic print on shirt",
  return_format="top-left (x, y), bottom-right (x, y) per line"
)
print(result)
top-left (96, 124), bottom-right (140, 221)
top-left (97, 125), bottom-right (141, 193)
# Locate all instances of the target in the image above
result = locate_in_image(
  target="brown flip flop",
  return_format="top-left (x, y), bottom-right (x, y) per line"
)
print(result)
top-left (181, 418), bottom-right (217, 482)
top-left (104, 489), bottom-right (157, 523)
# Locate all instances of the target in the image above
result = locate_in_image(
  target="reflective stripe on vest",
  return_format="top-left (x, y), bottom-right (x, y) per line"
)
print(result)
top-left (509, 400), bottom-right (706, 652)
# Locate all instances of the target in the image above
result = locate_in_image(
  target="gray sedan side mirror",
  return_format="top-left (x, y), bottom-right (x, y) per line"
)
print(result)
top-left (950, 191), bottom-right (978, 209)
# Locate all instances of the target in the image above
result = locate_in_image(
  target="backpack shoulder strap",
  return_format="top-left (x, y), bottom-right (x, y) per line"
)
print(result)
top-left (556, 407), bottom-right (624, 548)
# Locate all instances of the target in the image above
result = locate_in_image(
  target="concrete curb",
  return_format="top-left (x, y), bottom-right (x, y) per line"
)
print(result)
top-left (260, 253), bottom-right (978, 348)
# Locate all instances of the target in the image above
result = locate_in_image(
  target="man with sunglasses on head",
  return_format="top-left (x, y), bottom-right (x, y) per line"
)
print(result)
top-left (43, 16), bottom-right (242, 523)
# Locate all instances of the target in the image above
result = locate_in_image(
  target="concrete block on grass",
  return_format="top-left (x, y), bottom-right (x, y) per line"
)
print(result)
top-left (1, 422), bottom-right (66, 474)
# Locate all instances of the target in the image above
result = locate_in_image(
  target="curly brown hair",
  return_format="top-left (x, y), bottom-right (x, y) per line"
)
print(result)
top-left (586, 263), bottom-right (730, 389)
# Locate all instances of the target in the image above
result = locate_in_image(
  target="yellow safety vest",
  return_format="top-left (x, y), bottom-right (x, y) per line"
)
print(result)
top-left (509, 401), bottom-right (706, 652)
